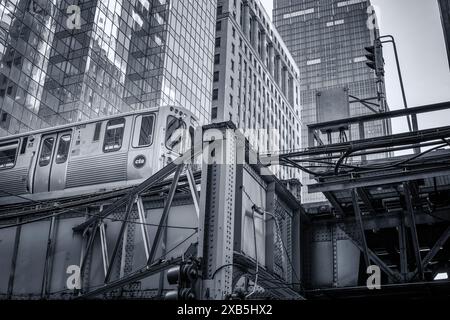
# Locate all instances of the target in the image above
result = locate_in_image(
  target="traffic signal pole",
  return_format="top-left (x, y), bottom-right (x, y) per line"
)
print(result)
top-left (379, 35), bottom-right (420, 154)
top-left (378, 36), bottom-right (418, 134)
top-left (365, 34), bottom-right (419, 153)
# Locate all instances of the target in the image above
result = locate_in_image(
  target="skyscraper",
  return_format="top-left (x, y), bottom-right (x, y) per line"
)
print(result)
top-left (274, 0), bottom-right (390, 202)
top-left (438, 0), bottom-right (450, 69)
top-left (212, 0), bottom-right (302, 180)
top-left (0, 0), bottom-right (216, 136)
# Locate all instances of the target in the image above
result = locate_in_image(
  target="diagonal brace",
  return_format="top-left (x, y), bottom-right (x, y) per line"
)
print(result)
top-left (147, 165), bottom-right (184, 264)
top-left (338, 224), bottom-right (403, 283)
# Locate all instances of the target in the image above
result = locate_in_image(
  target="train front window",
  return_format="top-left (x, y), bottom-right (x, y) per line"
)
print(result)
top-left (39, 137), bottom-right (54, 167)
top-left (133, 114), bottom-right (155, 147)
top-left (165, 116), bottom-right (186, 152)
top-left (103, 118), bottom-right (125, 152)
top-left (0, 141), bottom-right (18, 169)
top-left (55, 135), bottom-right (71, 164)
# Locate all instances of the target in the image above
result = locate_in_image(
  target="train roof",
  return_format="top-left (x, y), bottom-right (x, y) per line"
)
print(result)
top-left (0, 105), bottom-right (195, 142)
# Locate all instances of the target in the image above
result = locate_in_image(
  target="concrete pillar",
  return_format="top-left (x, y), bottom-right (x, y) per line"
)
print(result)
top-left (243, 4), bottom-right (250, 40)
top-left (268, 44), bottom-right (275, 77)
top-left (276, 56), bottom-right (282, 87)
top-left (261, 32), bottom-right (267, 65)
top-left (251, 17), bottom-right (258, 50)
top-left (288, 76), bottom-right (294, 105)
top-left (283, 66), bottom-right (289, 97)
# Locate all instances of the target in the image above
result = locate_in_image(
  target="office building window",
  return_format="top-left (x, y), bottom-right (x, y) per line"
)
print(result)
top-left (212, 88), bottom-right (219, 100)
top-left (0, 112), bottom-right (11, 130)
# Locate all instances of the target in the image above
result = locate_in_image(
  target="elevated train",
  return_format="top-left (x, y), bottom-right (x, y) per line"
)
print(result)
top-left (0, 106), bottom-right (197, 205)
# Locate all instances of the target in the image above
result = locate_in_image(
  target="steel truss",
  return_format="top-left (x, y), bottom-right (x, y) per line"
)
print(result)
top-left (73, 158), bottom-right (201, 298)
top-left (0, 122), bottom-right (305, 300)
top-left (284, 101), bottom-right (450, 292)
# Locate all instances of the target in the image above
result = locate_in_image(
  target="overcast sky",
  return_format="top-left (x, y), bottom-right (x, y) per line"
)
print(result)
top-left (260, 0), bottom-right (450, 133)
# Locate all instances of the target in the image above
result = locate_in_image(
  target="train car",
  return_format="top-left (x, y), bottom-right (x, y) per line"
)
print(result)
top-left (0, 106), bottom-right (198, 205)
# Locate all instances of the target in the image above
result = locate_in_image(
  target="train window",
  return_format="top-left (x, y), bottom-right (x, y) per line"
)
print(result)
top-left (133, 114), bottom-right (155, 148)
top-left (39, 137), bottom-right (55, 167)
top-left (93, 122), bottom-right (102, 142)
top-left (0, 141), bottom-right (18, 169)
top-left (165, 116), bottom-right (186, 152)
top-left (103, 118), bottom-right (125, 152)
top-left (55, 135), bottom-right (71, 164)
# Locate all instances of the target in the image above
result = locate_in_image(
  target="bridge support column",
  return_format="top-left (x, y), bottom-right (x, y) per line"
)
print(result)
top-left (198, 123), bottom-right (238, 300)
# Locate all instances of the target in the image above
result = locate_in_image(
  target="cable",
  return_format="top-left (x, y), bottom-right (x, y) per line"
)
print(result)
top-left (0, 210), bottom-right (198, 231)
top-left (334, 143), bottom-right (448, 175)
top-left (76, 230), bottom-right (198, 298)
top-left (245, 207), bottom-right (259, 299)
top-left (0, 211), bottom-right (67, 230)
top-left (211, 264), bottom-right (234, 279)
top-left (241, 186), bottom-right (301, 285)
top-left (281, 157), bottom-right (329, 177)
top-left (84, 211), bottom-right (198, 231)
top-left (154, 230), bottom-right (198, 262)
top-left (47, 282), bottom-right (107, 296)
top-left (265, 212), bottom-right (301, 285)
top-left (0, 190), bottom-right (198, 231)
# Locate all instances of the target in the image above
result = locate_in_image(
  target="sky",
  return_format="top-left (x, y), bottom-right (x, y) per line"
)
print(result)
top-left (260, 0), bottom-right (450, 134)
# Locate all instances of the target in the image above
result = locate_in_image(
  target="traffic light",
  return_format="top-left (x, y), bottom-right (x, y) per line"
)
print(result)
top-left (164, 259), bottom-right (200, 300)
top-left (364, 40), bottom-right (385, 77)
top-left (365, 45), bottom-right (376, 69)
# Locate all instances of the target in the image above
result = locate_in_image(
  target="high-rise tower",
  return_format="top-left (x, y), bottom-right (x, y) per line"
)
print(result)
top-left (212, 0), bottom-right (302, 180)
top-left (438, 0), bottom-right (450, 69)
top-left (274, 0), bottom-right (390, 202)
top-left (0, 0), bottom-right (216, 136)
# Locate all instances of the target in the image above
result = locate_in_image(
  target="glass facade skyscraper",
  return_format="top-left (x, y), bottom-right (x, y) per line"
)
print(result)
top-left (0, 0), bottom-right (216, 136)
top-left (438, 0), bottom-right (450, 69)
top-left (274, 0), bottom-right (390, 203)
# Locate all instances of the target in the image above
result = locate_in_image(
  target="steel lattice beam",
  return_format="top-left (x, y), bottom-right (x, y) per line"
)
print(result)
top-left (403, 182), bottom-right (424, 280)
top-left (352, 189), bottom-right (370, 268)
top-left (337, 225), bottom-right (403, 283)
top-left (147, 165), bottom-right (184, 265)
top-left (76, 257), bottom-right (183, 299)
top-left (356, 188), bottom-right (376, 215)
top-left (308, 101), bottom-right (450, 130)
top-left (324, 192), bottom-right (345, 217)
top-left (409, 225), bottom-right (450, 281)
top-left (309, 166), bottom-right (450, 193)
top-left (73, 149), bottom-right (198, 232)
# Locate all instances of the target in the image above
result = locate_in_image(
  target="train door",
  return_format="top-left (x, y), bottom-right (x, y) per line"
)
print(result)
top-left (33, 131), bottom-right (72, 193)
top-left (127, 113), bottom-right (156, 181)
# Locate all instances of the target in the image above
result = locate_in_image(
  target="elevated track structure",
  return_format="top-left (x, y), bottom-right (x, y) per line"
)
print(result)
top-left (1, 102), bottom-right (450, 299)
